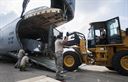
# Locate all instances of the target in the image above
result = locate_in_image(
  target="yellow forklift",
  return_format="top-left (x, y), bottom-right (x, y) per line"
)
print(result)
top-left (63, 17), bottom-right (128, 76)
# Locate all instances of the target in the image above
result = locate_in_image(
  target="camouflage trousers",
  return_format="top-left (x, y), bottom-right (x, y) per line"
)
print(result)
top-left (19, 63), bottom-right (29, 71)
top-left (55, 51), bottom-right (64, 80)
top-left (19, 65), bottom-right (26, 71)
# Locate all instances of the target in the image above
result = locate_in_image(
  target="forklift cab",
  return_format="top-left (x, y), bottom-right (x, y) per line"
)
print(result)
top-left (66, 32), bottom-right (86, 46)
top-left (88, 17), bottom-right (122, 48)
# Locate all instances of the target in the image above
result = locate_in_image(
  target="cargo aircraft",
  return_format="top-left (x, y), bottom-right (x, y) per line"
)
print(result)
top-left (0, 0), bottom-right (75, 71)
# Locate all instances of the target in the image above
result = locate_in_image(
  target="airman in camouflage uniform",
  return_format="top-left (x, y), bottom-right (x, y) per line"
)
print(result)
top-left (55, 33), bottom-right (68, 81)
top-left (19, 53), bottom-right (29, 71)
top-left (15, 49), bottom-right (25, 68)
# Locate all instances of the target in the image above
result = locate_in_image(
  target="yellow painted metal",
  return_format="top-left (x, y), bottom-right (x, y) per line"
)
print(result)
top-left (123, 36), bottom-right (128, 47)
top-left (80, 39), bottom-right (87, 54)
top-left (64, 55), bottom-right (75, 67)
top-left (121, 56), bottom-right (128, 70)
top-left (95, 47), bottom-right (107, 62)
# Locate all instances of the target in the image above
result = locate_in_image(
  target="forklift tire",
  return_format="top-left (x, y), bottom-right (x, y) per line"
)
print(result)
top-left (112, 51), bottom-right (128, 76)
top-left (106, 66), bottom-right (115, 71)
top-left (63, 51), bottom-right (80, 71)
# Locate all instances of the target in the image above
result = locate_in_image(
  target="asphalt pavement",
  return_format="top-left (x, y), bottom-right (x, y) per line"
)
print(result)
top-left (0, 56), bottom-right (128, 82)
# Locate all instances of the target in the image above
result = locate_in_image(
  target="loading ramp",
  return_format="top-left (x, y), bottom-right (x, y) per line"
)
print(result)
top-left (29, 56), bottom-right (56, 72)
top-left (9, 52), bottom-right (56, 72)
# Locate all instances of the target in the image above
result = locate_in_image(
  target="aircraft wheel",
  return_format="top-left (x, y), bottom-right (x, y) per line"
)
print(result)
top-left (112, 51), bottom-right (128, 76)
top-left (63, 51), bottom-right (80, 71)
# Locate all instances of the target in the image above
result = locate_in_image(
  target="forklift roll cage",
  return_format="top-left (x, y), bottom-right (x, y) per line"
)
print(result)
top-left (88, 17), bottom-right (122, 48)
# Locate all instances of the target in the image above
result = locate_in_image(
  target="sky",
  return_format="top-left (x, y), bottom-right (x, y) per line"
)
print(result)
top-left (0, 0), bottom-right (128, 37)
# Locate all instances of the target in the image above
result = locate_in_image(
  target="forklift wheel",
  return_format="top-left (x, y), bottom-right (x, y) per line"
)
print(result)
top-left (63, 51), bottom-right (80, 71)
top-left (112, 51), bottom-right (128, 76)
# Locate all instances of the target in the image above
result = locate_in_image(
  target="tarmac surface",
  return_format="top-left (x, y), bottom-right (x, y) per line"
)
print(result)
top-left (0, 56), bottom-right (128, 82)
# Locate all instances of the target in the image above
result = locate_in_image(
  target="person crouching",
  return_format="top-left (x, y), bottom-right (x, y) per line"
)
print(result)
top-left (19, 53), bottom-right (29, 71)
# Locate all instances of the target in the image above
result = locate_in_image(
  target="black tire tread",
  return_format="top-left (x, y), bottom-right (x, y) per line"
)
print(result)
top-left (63, 51), bottom-right (80, 71)
top-left (112, 51), bottom-right (128, 76)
